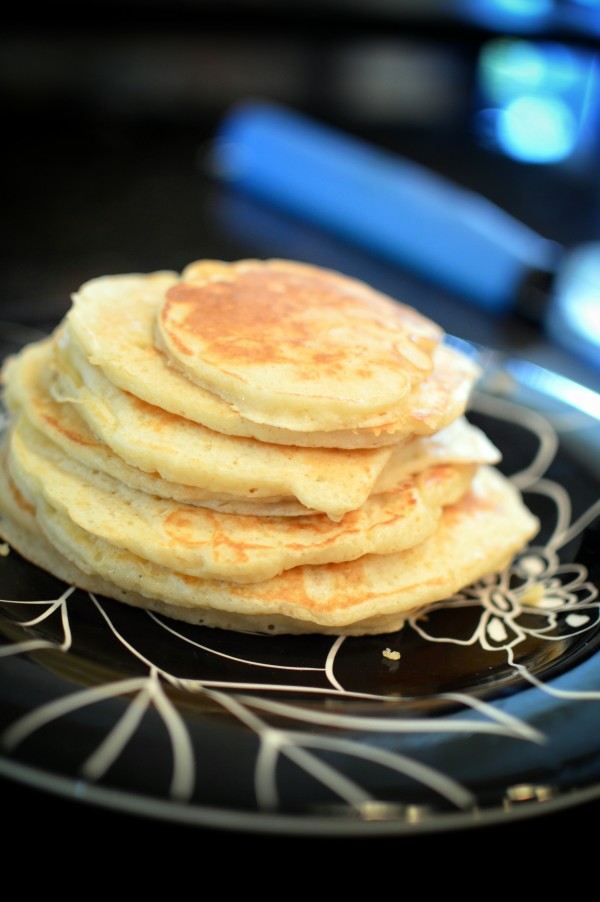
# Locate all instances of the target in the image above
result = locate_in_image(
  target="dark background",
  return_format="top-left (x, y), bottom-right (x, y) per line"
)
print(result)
top-left (2, 0), bottom-right (600, 860)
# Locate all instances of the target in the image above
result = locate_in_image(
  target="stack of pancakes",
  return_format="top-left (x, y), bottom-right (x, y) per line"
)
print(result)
top-left (0, 259), bottom-right (539, 635)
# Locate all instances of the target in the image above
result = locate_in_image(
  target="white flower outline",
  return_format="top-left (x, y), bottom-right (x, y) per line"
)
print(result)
top-left (409, 545), bottom-right (599, 654)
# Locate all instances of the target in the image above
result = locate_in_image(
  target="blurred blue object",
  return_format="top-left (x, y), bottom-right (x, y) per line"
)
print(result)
top-left (548, 242), bottom-right (600, 370)
top-left (214, 101), bottom-right (600, 371)
top-left (475, 38), bottom-right (600, 165)
top-left (214, 101), bottom-right (560, 312)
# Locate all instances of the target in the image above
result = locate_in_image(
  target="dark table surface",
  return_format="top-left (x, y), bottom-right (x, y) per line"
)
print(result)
top-left (2, 36), bottom-right (600, 858)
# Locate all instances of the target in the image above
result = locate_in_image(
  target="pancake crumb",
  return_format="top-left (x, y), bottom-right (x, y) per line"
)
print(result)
top-left (382, 647), bottom-right (400, 661)
top-left (0, 542), bottom-right (10, 556)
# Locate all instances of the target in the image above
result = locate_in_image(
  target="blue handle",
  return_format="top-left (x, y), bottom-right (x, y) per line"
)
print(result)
top-left (214, 101), bottom-right (561, 312)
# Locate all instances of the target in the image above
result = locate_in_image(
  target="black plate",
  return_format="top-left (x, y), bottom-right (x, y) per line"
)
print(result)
top-left (1, 340), bottom-right (599, 835)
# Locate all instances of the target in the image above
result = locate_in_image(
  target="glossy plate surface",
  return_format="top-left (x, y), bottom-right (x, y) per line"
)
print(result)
top-left (1, 334), bottom-right (599, 835)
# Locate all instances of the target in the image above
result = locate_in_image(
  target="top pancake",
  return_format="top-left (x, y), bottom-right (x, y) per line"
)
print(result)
top-left (66, 262), bottom-right (480, 447)
top-left (155, 259), bottom-right (445, 432)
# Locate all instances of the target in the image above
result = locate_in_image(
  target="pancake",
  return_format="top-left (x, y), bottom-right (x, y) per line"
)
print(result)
top-left (373, 413), bottom-right (501, 492)
top-left (0, 459), bottom-right (539, 635)
top-left (66, 266), bottom-right (479, 448)
top-left (156, 258), bottom-right (445, 431)
top-left (4, 336), bottom-right (500, 516)
top-left (24, 337), bottom-right (397, 520)
top-left (8, 415), bottom-right (476, 583)
top-left (3, 339), bottom-right (327, 516)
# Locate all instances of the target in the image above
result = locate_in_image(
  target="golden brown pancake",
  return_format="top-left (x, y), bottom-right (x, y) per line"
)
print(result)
top-left (22, 337), bottom-right (397, 520)
top-left (0, 459), bottom-right (539, 635)
top-left (8, 415), bottom-right (476, 583)
top-left (66, 264), bottom-right (479, 448)
top-left (156, 259), bottom-right (445, 431)
top-left (4, 336), bottom-right (500, 517)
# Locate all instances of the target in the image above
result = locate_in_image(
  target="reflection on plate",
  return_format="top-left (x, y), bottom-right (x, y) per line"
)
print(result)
top-left (0, 341), bottom-right (599, 836)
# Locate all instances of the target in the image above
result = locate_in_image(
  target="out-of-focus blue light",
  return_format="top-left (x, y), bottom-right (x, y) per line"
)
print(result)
top-left (483, 0), bottom-right (553, 16)
top-left (548, 242), bottom-right (600, 371)
top-left (459, 0), bottom-right (600, 34)
top-left (498, 94), bottom-right (578, 161)
top-left (472, 0), bottom-right (554, 19)
top-left (459, 0), bottom-right (553, 31)
top-left (475, 37), bottom-right (600, 165)
top-left (481, 40), bottom-right (585, 100)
